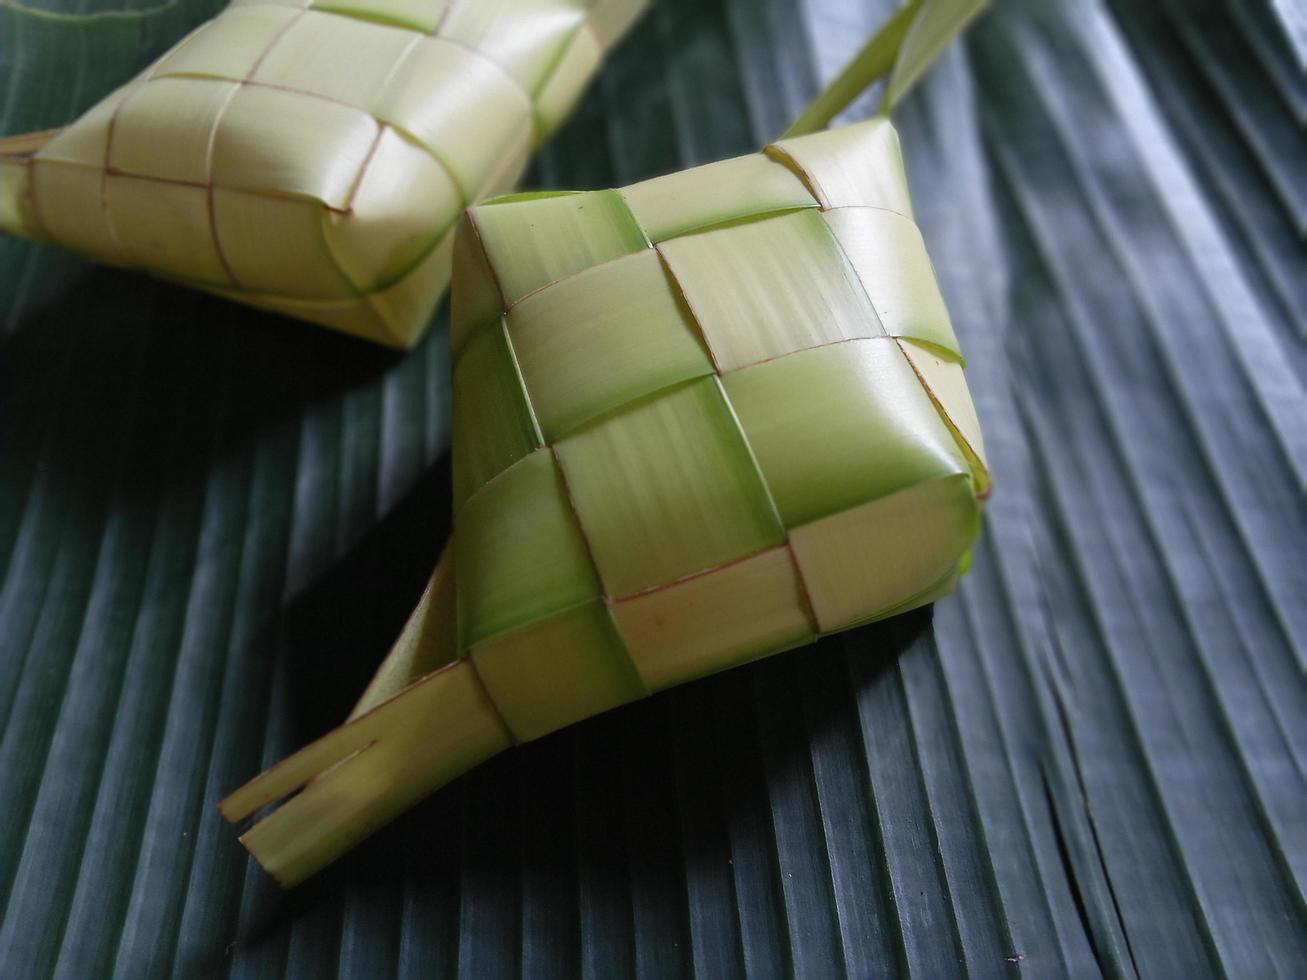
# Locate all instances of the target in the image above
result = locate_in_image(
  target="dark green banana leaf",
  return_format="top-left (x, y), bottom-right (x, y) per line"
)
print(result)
top-left (2, 0), bottom-right (1305, 976)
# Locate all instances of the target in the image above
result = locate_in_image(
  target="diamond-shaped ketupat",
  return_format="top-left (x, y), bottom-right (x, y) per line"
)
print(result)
top-left (452, 118), bottom-right (990, 684)
top-left (0, 0), bottom-right (648, 347)
top-left (221, 115), bottom-right (991, 888)
top-left (220, 0), bottom-right (991, 887)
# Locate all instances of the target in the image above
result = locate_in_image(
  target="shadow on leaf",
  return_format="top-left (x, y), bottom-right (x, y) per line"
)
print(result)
top-left (215, 604), bottom-right (932, 977)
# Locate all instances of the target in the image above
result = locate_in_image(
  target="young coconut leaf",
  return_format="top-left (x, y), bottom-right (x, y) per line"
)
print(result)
top-left (222, 0), bottom-right (991, 888)
top-left (0, 0), bottom-right (647, 348)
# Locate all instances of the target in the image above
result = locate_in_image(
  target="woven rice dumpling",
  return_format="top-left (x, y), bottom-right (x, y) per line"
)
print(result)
top-left (0, 0), bottom-right (647, 346)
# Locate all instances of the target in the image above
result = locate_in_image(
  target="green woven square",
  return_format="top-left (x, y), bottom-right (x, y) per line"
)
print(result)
top-left (373, 38), bottom-right (531, 201)
top-left (452, 320), bottom-right (542, 509)
top-left (554, 377), bottom-right (785, 597)
top-left (211, 85), bottom-right (379, 209)
top-left (212, 190), bottom-right (356, 298)
top-left (508, 249), bottom-right (715, 439)
top-left (610, 546), bottom-right (813, 691)
top-left (824, 208), bottom-right (961, 358)
top-left (788, 474), bottom-right (978, 631)
top-left (439, 0), bottom-right (589, 93)
top-left (110, 78), bottom-right (232, 184)
top-left (619, 152), bottom-right (816, 243)
top-left (723, 339), bottom-right (969, 527)
top-left (470, 601), bottom-right (645, 742)
top-left (106, 178), bottom-right (228, 285)
top-left (321, 127), bottom-right (459, 292)
top-left (768, 117), bottom-right (913, 216)
top-left (470, 190), bottom-right (649, 305)
top-left (152, 5), bottom-right (300, 82)
top-left (252, 12), bottom-right (414, 108)
top-left (659, 209), bottom-right (881, 372)
top-left (456, 449), bottom-right (601, 647)
top-left (28, 161), bottom-right (119, 263)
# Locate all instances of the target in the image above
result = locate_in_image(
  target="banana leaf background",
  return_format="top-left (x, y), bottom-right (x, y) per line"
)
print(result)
top-left (2, 0), bottom-right (1305, 976)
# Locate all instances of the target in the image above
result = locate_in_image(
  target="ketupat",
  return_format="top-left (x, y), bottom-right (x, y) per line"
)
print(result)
top-left (222, 0), bottom-right (989, 886)
top-left (0, 0), bottom-right (647, 347)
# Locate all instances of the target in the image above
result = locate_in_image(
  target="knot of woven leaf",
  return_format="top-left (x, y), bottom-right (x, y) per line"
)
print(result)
top-left (448, 117), bottom-right (992, 750)
top-left (0, 0), bottom-right (647, 347)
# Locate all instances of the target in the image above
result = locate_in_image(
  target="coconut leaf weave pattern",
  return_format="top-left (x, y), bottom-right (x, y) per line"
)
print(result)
top-left (220, 116), bottom-right (991, 886)
top-left (451, 116), bottom-right (991, 735)
top-left (0, 0), bottom-right (646, 347)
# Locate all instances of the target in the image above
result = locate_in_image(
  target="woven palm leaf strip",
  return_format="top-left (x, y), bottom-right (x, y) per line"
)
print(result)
top-left (0, 0), bottom-right (648, 347)
top-left (222, 0), bottom-right (992, 888)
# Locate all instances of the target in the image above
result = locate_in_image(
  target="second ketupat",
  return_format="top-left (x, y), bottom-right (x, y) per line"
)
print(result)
top-left (0, 0), bottom-right (648, 346)
top-left (223, 0), bottom-right (991, 886)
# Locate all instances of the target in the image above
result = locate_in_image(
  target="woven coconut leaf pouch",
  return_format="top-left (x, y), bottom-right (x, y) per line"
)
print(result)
top-left (0, 0), bottom-right (648, 347)
top-left (214, 0), bottom-right (992, 887)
